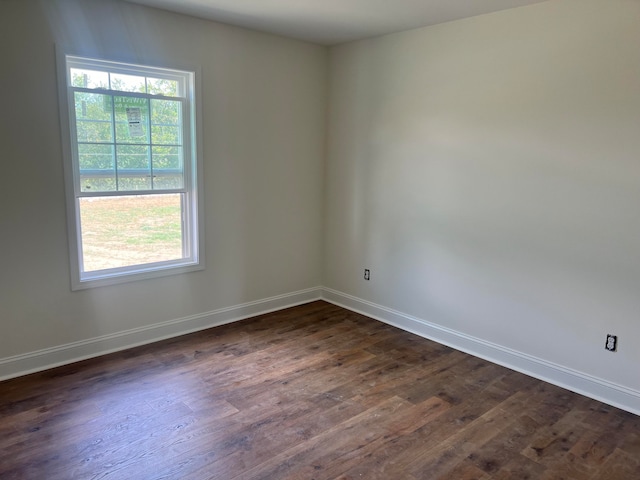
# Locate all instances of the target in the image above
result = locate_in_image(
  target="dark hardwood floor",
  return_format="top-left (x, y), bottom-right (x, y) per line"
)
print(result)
top-left (1, 301), bottom-right (639, 479)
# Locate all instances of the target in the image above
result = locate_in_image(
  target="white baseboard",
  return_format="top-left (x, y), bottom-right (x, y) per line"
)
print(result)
top-left (321, 287), bottom-right (640, 416)
top-left (0, 287), bottom-right (322, 382)
top-left (3, 285), bottom-right (638, 416)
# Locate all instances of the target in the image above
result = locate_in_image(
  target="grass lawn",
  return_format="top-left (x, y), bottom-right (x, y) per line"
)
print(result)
top-left (79, 194), bottom-right (183, 272)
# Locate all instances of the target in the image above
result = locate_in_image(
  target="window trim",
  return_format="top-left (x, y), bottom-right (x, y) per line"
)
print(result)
top-left (56, 47), bottom-right (205, 290)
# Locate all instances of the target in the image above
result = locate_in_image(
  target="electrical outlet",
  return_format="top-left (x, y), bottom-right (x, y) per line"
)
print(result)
top-left (364, 269), bottom-right (370, 281)
top-left (605, 334), bottom-right (617, 352)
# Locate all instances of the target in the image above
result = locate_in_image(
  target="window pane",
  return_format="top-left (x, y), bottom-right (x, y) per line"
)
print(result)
top-left (152, 146), bottom-right (183, 189)
top-left (78, 144), bottom-right (115, 192)
top-left (151, 99), bottom-right (182, 145)
top-left (74, 92), bottom-right (113, 143)
top-left (79, 194), bottom-right (184, 272)
top-left (110, 73), bottom-right (146, 93)
top-left (70, 68), bottom-right (108, 89)
top-left (147, 77), bottom-right (178, 96)
top-left (117, 145), bottom-right (151, 190)
top-left (114, 96), bottom-right (150, 143)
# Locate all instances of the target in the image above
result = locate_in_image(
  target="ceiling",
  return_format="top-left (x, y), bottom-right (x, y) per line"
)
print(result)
top-left (125, 0), bottom-right (549, 45)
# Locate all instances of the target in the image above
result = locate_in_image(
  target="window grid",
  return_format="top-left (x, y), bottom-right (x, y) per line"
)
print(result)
top-left (71, 87), bottom-right (185, 195)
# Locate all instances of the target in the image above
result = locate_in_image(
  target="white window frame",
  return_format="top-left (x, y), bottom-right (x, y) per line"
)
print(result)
top-left (57, 50), bottom-right (204, 290)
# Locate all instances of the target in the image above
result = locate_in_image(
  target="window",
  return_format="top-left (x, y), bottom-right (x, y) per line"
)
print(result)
top-left (58, 54), bottom-right (203, 289)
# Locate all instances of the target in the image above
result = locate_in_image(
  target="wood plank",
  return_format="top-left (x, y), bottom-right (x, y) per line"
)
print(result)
top-left (0, 301), bottom-right (638, 480)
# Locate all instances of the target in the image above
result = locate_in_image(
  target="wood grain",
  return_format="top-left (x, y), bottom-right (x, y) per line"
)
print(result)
top-left (1, 301), bottom-right (638, 479)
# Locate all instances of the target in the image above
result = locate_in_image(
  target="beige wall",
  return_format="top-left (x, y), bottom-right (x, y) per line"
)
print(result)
top-left (325, 0), bottom-right (640, 394)
top-left (0, 0), bottom-right (326, 359)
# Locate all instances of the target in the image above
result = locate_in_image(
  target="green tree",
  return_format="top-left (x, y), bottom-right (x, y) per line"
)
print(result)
top-left (72, 72), bottom-right (183, 192)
